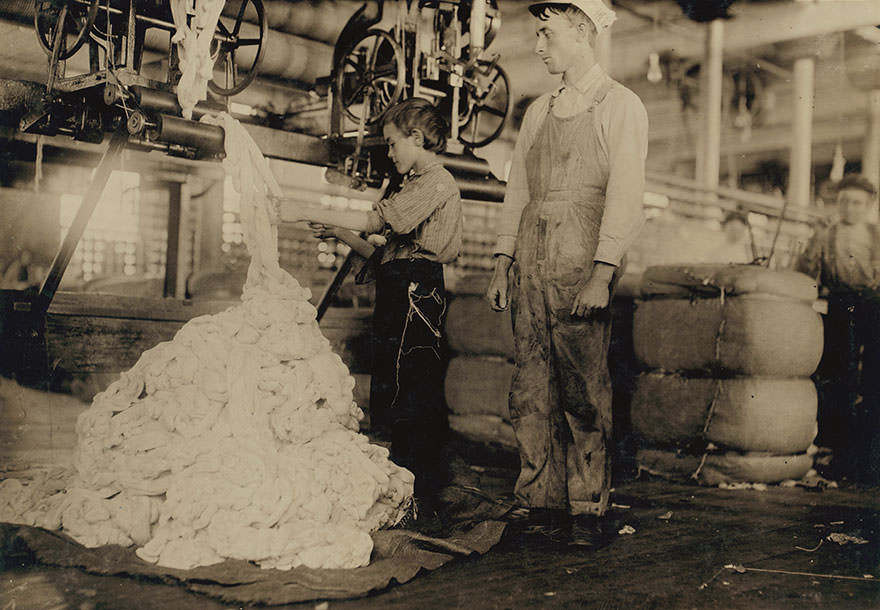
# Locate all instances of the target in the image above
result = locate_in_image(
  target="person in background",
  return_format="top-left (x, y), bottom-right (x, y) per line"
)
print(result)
top-left (485, 0), bottom-right (648, 546)
top-left (291, 97), bottom-right (463, 523)
top-left (796, 173), bottom-right (880, 483)
top-left (1, 249), bottom-right (45, 290)
top-left (705, 210), bottom-right (754, 264)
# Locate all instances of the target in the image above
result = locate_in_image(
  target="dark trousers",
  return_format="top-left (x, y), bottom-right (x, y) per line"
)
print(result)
top-left (369, 259), bottom-right (450, 499)
top-left (815, 292), bottom-right (880, 482)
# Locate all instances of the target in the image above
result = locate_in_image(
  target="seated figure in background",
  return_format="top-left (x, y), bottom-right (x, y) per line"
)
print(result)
top-left (796, 173), bottom-right (880, 483)
top-left (1, 249), bottom-right (45, 291)
top-left (705, 210), bottom-right (754, 264)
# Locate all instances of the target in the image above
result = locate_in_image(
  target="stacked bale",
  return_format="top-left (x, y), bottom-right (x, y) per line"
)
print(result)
top-left (632, 264), bottom-right (823, 485)
top-left (443, 275), bottom-right (517, 448)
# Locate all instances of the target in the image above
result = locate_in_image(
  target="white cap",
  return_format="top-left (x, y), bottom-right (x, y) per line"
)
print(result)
top-left (529, 0), bottom-right (617, 32)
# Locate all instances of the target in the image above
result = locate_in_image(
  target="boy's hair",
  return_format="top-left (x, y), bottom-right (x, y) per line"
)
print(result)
top-left (530, 3), bottom-right (598, 40)
top-left (382, 98), bottom-right (449, 153)
top-left (837, 173), bottom-right (877, 197)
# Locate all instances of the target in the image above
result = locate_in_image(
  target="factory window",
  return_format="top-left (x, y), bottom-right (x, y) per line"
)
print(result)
top-left (59, 170), bottom-right (142, 285)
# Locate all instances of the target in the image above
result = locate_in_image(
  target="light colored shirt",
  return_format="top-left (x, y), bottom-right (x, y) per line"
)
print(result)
top-left (797, 221), bottom-right (880, 293)
top-left (366, 162), bottom-right (463, 264)
top-left (495, 64), bottom-right (648, 267)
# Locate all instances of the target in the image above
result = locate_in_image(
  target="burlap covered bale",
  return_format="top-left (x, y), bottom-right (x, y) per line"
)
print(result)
top-left (631, 373), bottom-right (817, 455)
top-left (633, 296), bottom-right (822, 377)
top-left (448, 414), bottom-right (517, 448)
top-left (446, 296), bottom-right (514, 358)
top-left (636, 448), bottom-right (813, 485)
top-left (444, 356), bottom-right (512, 420)
top-left (640, 264), bottom-right (818, 301)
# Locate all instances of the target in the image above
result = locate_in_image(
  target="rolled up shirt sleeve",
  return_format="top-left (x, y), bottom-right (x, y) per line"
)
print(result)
top-left (494, 97), bottom-right (548, 258)
top-left (593, 89), bottom-right (649, 267)
top-left (365, 210), bottom-right (386, 234)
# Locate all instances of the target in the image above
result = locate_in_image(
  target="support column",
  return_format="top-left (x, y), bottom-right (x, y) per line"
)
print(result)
top-left (788, 55), bottom-right (815, 207)
top-left (863, 90), bottom-right (880, 190)
top-left (696, 19), bottom-right (724, 190)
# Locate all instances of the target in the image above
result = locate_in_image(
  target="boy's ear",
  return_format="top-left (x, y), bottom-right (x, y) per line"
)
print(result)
top-left (410, 128), bottom-right (425, 148)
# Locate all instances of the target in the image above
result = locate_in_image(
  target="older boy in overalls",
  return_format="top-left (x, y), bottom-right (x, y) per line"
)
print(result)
top-left (486, 0), bottom-right (647, 545)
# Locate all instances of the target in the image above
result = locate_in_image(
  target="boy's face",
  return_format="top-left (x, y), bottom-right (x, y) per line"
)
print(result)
top-left (534, 13), bottom-right (585, 75)
top-left (837, 187), bottom-right (873, 225)
top-left (383, 123), bottom-right (421, 175)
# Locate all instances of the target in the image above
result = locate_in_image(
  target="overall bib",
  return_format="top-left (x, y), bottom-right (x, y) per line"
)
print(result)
top-left (510, 79), bottom-right (616, 516)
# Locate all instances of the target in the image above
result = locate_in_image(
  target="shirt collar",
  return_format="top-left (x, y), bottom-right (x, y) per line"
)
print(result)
top-left (408, 160), bottom-right (442, 178)
top-left (552, 63), bottom-right (605, 98)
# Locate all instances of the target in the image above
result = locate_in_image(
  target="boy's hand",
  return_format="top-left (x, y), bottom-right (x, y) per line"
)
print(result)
top-left (487, 274), bottom-right (509, 311)
top-left (487, 255), bottom-right (513, 312)
top-left (309, 222), bottom-right (336, 239)
top-left (571, 262), bottom-right (615, 317)
top-left (571, 277), bottom-right (610, 317)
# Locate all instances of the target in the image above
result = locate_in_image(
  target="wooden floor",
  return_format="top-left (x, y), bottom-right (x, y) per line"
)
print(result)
top-left (1, 376), bottom-right (878, 609)
top-left (3, 445), bottom-right (879, 610)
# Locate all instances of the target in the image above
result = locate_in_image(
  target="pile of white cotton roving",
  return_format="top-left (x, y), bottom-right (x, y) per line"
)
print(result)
top-left (2, 113), bottom-right (414, 571)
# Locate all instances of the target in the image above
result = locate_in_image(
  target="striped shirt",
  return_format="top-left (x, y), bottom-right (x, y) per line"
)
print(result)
top-left (366, 162), bottom-right (463, 265)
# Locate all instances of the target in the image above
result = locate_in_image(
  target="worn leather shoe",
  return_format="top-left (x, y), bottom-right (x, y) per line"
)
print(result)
top-left (568, 514), bottom-right (607, 548)
top-left (520, 508), bottom-right (570, 543)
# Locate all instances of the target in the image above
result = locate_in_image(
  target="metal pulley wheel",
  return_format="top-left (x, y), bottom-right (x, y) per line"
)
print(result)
top-left (208, 0), bottom-right (269, 96)
top-left (333, 29), bottom-right (405, 126)
top-left (34, 0), bottom-right (100, 60)
top-left (458, 60), bottom-right (511, 148)
top-left (126, 110), bottom-right (147, 135)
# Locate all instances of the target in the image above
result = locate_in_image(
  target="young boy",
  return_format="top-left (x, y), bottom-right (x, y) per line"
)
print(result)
top-left (283, 97), bottom-right (463, 513)
top-left (796, 173), bottom-right (880, 482)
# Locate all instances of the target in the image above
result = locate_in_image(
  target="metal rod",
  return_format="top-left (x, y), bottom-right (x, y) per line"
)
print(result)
top-left (315, 251), bottom-right (356, 322)
top-left (37, 129), bottom-right (128, 309)
top-left (155, 114), bottom-right (225, 154)
top-left (132, 86), bottom-right (226, 118)
top-left (72, 0), bottom-right (176, 31)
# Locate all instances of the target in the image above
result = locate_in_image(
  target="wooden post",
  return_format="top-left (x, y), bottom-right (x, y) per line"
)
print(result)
top-left (788, 55), bottom-right (815, 207)
top-left (163, 181), bottom-right (182, 298)
top-left (697, 19), bottom-right (724, 192)
top-left (863, 90), bottom-right (880, 191)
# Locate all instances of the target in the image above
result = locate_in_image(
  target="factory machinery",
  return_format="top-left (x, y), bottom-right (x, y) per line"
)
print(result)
top-left (0, 0), bottom-right (510, 384)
